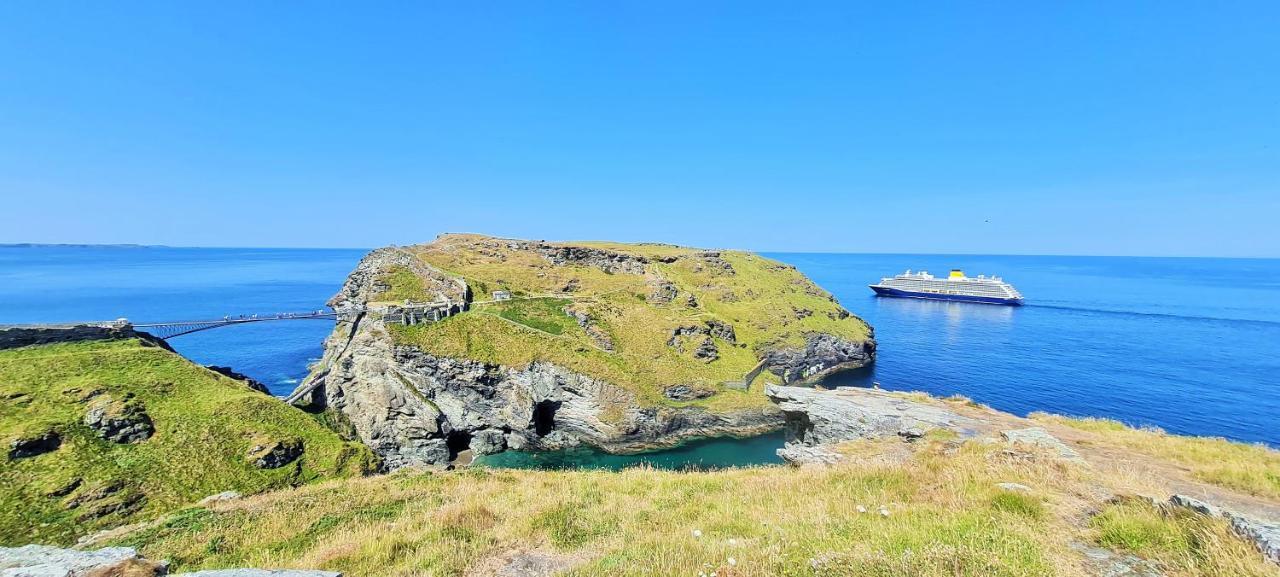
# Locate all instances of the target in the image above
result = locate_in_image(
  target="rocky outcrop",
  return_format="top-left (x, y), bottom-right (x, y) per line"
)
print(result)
top-left (246, 438), bottom-right (303, 469)
top-left (0, 325), bottom-right (171, 352)
top-left (1166, 494), bottom-right (1280, 565)
top-left (1001, 427), bottom-right (1084, 463)
top-left (764, 334), bottom-right (876, 384)
top-left (298, 323), bottom-right (782, 468)
top-left (537, 245), bottom-right (648, 275)
top-left (0, 544), bottom-right (166, 576)
top-left (83, 394), bottom-right (154, 444)
top-left (295, 238), bottom-right (872, 469)
top-left (8, 431), bottom-right (61, 459)
top-left (206, 366), bottom-right (270, 394)
top-left (765, 385), bottom-right (978, 464)
top-left (332, 247), bottom-right (466, 310)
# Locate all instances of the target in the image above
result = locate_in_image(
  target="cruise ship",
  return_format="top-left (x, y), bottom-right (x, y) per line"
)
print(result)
top-left (869, 269), bottom-right (1024, 305)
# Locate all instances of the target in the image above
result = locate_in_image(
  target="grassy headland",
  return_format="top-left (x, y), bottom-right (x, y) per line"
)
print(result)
top-left (0, 338), bottom-right (378, 545)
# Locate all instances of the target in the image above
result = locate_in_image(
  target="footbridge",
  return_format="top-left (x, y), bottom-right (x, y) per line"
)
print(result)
top-left (130, 311), bottom-right (340, 339)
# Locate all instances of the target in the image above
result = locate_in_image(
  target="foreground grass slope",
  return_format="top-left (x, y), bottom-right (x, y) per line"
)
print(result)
top-left (117, 425), bottom-right (1280, 577)
top-left (382, 234), bottom-right (873, 408)
top-left (0, 338), bottom-right (378, 545)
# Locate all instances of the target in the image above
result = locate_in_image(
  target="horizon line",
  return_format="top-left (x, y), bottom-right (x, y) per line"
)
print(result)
top-left (2, 242), bottom-right (1277, 260)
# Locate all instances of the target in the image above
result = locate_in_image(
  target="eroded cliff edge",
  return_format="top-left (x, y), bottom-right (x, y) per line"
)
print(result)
top-left (292, 234), bottom-right (875, 468)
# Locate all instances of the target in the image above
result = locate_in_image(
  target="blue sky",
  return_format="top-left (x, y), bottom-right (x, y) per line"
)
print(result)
top-left (1, 2), bottom-right (1276, 256)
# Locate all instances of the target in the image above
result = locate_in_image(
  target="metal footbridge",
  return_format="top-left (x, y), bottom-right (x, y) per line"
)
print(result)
top-left (130, 311), bottom-right (338, 339)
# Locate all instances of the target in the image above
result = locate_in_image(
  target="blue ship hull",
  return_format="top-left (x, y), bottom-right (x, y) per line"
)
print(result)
top-left (869, 286), bottom-right (1023, 306)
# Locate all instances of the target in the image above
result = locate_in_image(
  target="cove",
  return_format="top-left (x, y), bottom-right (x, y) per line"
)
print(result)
top-left (473, 431), bottom-right (786, 471)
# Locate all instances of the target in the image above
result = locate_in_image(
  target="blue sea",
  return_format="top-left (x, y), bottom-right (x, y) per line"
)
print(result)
top-left (2, 246), bottom-right (1277, 460)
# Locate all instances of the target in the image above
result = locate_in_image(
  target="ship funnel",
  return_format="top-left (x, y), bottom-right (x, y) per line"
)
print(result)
top-left (949, 269), bottom-right (965, 279)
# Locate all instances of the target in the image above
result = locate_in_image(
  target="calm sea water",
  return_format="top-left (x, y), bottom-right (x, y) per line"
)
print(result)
top-left (2, 246), bottom-right (1277, 469)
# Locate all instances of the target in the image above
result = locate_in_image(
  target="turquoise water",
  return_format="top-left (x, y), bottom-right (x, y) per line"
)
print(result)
top-left (473, 432), bottom-right (785, 471)
top-left (2, 246), bottom-right (1277, 469)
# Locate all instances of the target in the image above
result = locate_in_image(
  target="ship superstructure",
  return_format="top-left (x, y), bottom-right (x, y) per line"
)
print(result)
top-left (869, 269), bottom-right (1023, 305)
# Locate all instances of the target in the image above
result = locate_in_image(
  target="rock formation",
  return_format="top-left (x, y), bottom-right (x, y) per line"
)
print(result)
top-left (292, 235), bottom-right (875, 468)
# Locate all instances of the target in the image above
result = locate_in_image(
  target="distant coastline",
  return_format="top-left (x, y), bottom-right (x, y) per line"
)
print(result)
top-left (0, 243), bottom-right (161, 249)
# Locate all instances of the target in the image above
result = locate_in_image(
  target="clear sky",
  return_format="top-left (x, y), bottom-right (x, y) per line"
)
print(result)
top-left (1, 2), bottom-right (1276, 256)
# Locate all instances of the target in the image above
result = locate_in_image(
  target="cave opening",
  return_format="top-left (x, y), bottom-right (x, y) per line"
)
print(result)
top-left (533, 400), bottom-right (561, 437)
top-left (445, 429), bottom-right (472, 459)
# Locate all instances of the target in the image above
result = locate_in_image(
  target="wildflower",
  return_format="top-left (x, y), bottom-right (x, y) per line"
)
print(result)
top-left (728, 557), bottom-right (737, 567)
top-left (692, 529), bottom-right (703, 538)
top-left (728, 538), bottom-right (737, 546)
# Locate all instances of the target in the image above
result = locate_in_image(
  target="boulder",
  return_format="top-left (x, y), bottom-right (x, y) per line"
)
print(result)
top-left (1000, 428), bottom-right (1084, 463)
top-left (0, 545), bottom-right (166, 577)
top-left (8, 431), bottom-right (61, 459)
top-left (83, 394), bottom-right (154, 444)
top-left (663, 385), bottom-right (714, 401)
top-left (245, 438), bottom-right (303, 469)
top-left (198, 491), bottom-right (242, 506)
top-left (469, 429), bottom-right (507, 456)
top-left (776, 444), bottom-right (843, 466)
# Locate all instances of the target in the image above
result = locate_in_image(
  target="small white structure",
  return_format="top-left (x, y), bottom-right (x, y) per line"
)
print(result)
top-left (492, 290), bottom-right (512, 301)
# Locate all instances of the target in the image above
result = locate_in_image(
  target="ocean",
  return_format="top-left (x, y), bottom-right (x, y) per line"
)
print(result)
top-left (2, 246), bottom-right (1277, 468)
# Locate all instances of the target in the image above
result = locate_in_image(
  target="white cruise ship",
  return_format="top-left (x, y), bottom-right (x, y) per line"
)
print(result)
top-left (869, 269), bottom-right (1024, 305)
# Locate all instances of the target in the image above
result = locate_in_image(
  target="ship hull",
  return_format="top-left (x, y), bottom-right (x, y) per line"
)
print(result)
top-left (869, 285), bottom-right (1023, 306)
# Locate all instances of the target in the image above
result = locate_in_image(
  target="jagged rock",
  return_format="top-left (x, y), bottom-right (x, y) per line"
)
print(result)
top-left (8, 431), bottom-right (61, 459)
top-left (1071, 542), bottom-right (1163, 577)
top-left (0, 325), bottom-right (173, 352)
top-left (792, 307), bottom-right (813, 319)
top-left (206, 366), bottom-right (270, 394)
top-left (1001, 428), bottom-right (1084, 463)
top-left (704, 320), bottom-right (736, 343)
top-left (63, 480), bottom-right (145, 522)
top-left (246, 438), bottom-right (303, 469)
top-left (469, 429), bottom-right (507, 456)
top-left (538, 245), bottom-right (648, 275)
top-left (696, 251), bottom-right (735, 274)
top-left (693, 337), bottom-right (718, 362)
top-left (1168, 494), bottom-right (1221, 517)
top-left (83, 394), bottom-right (154, 444)
top-left (648, 282), bottom-right (678, 304)
top-left (0, 545), bottom-right (166, 577)
top-left (199, 491), bottom-right (242, 506)
top-left (997, 482), bottom-right (1033, 493)
top-left (1165, 494), bottom-right (1280, 565)
top-left (765, 385), bottom-right (978, 464)
top-left (663, 385), bottom-right (714, 401)
top-left (563, 305), bottom-right (614, 351)
top-left (764, 333), bottom-right (876, 384)
top-left (173, 570), bottom-right (341, 577)
top-left (776, 443), bottom-right (843, 465)
top-left (560, 278), bottom-right (580, 293)
top-left (684, 293), bottom-right (698, 308)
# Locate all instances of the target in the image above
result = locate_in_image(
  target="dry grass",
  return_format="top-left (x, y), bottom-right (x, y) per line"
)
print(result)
top-left (1091, 498), bottom-right (1277, 576)
top-left (122, 437), bottom-right (1126, 577)
top-left (1032, 413), bottom-right (1280, 499)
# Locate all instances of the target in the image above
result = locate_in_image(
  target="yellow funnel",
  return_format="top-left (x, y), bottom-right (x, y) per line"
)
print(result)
top-left (949, 269), bottom-right (965, 279)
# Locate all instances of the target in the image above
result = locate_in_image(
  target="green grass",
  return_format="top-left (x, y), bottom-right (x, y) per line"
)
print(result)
top-left (1091, 498), bottom-right (1276, 576)
top-left (1033, 413), bottom-right (1280, 499)
top-left (482, 297), bottom-right (577, 335)
top-left (0, 339), bottom-right (379, 545)
top-left (385, 235), bottom-right (871, 410)
top-left (374, 266), bottom-right (428, 302)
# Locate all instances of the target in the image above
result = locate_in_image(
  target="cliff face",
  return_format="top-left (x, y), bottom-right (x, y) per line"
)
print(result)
top-left (296, 235), bottom-right (875, 468)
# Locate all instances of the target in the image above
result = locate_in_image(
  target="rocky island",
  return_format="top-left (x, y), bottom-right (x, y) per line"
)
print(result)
top-left (289, 234), bottom-right (876, 467)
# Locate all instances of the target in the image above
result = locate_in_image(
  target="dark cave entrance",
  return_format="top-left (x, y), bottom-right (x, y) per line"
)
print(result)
top-left (533, 400), bottom-right (561, 437)
top-left (445, 429), bottom-right (472, 459)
